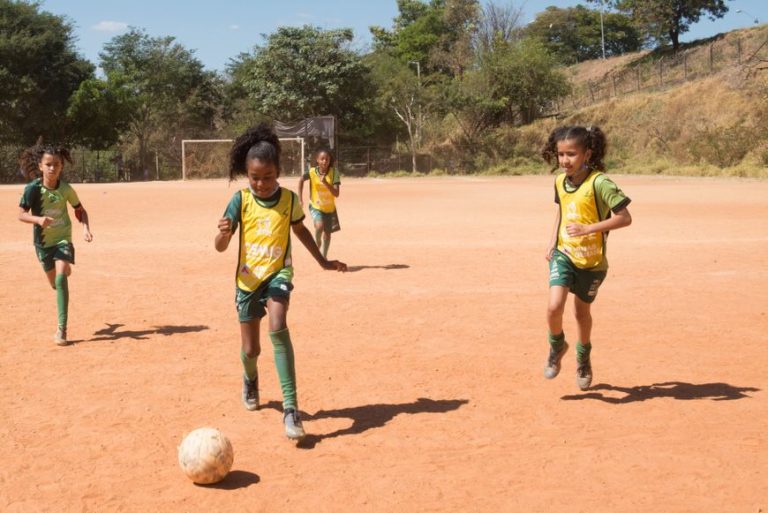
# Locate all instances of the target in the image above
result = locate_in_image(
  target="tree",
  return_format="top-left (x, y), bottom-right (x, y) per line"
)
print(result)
top-left (0, 0), bottom-right (93, 145)
top-left (229, 26), bottom-right (371, 130)
top-left (482, 38), bottom-right (571, 124)
top-left (609, 0), bottom-right (728, 50)
top-left (474, 1), bottom-right (526, 56)
top-left (368, 53), bottom-right (427, 172)
top-left (526, 5), bottom-right (641, 64)
top-left (98, 28), bottom-right (222, 177)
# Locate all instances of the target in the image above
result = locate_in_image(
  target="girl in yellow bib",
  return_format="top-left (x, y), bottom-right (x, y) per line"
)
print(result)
top-left (298, 148), bottom-right (340, 258)
top-left (215, 124), bottom-right (347, 441)
top-left (541, 125), bottom-right (632, 390)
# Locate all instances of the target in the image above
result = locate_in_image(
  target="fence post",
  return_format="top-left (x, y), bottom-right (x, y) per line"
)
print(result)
top-left (366, 147), bottom-right (371, 174)
top-left (636, 68), bottom-right (641, 91)
top-left (658, 58), bottom-right (663, 86)
top-left (709, 43), bottom-right (714, 72)
top-left (612, 75), bottom-right (618, 97)
top-left (737, 38), bottom-right (742, 65)
top-left (684, 52), bottom-right (688, 80)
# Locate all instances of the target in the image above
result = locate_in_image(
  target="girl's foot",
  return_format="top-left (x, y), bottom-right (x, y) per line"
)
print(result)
top-left (242, 375), bottom-right (259, 411)
top-left (283, 408), bottom-right (306, 440)
top-left (544, 341), bottom-right (568, 379)
top-left (576, 361), bottom-right (593, 390)
top-left (54, 327), bottom-right (68, 346)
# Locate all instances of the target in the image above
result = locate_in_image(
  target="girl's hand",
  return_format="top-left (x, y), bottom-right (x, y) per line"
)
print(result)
top-left (323, 259), bottom-right (347, 272)
top-left (545, 247), bottom-right (555, 261)
top-left (83, 228), bottom-right (93, 242)
top-left (38, 216), bottom-right (53, 228)
top-left (218, 217), bottom-right (232, 235)
top-left (566, 223), bottom-right (591, 237)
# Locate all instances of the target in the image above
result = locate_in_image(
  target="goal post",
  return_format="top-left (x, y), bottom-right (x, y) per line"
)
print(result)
top-left (181, 137), bottom-right (305, 180)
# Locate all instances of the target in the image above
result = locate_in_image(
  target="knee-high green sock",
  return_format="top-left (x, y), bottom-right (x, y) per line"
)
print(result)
top-left (55, 274), bottom-right (68, 328)
top-left (576, 341), bottom-right (592, 363)
top-left (548, 331), bottom-right (565, 352)
top-left (270, 328), bottom-right (297, 410)
top-left (240, 350), bottom-right (258, 381)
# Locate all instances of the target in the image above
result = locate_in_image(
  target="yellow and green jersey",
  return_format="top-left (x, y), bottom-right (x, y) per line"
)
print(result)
top-left (19, 178), bottom-right (82, 248)
top-left (223, 186), bottom-right (305, 292)
top-left (554, 171), bottom-right (630, 271)
top-left (303, 166), bottom-right (340, 213)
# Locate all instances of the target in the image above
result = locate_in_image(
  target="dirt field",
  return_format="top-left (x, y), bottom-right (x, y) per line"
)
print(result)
top-left (1, 175), bottom-right (766, 513)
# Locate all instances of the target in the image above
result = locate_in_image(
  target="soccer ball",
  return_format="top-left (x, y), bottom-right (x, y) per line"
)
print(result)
top-left (178, 427), bottom-right (234, 484)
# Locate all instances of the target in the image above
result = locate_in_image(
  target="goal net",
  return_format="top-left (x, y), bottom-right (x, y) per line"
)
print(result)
top-left (181, 137), bottom-right (305, 180)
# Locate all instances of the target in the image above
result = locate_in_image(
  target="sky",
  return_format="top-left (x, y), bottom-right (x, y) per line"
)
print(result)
top-left (38, 0), bottom-right (768, 73)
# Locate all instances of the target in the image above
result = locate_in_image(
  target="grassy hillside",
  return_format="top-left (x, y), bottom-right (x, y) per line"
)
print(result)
top-left (504, 24), bottom-right (768, 178)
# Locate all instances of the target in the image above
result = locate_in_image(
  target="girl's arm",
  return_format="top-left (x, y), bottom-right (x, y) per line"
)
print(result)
top-left (566, 207), bottom-right (632, 237)
top-left (297, 175), bottom-right (306, 206)
top-left (18, 207), bottom-right (53, 228)
top-left (546, 206), bottom-right (560, 261)
top-left (74, 205), bottom-right (93, 242)
top-left (319, 176), bottom-right (340, 198)
top-left (291, 222), bottom-right (347, 271)
top-left (215, 217), bottom-right (234, 252)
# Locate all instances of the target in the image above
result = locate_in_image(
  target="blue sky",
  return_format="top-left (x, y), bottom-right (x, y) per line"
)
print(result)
top-left (39, 0), bottom-right (768, 72)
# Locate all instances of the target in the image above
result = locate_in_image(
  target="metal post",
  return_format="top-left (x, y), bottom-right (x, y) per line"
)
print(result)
top-left (599, 0), bottom-right (606, 60)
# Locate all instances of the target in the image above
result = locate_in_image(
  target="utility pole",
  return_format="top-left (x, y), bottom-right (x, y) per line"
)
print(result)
top-left (408, 61), bottom-right (422, 148)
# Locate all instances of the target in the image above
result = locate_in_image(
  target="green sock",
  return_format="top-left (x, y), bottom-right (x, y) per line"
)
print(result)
top-left (548, 331), bottom-right (565, 352)
top-left (576, 341), bottom-right (592, 363)
top-left (314, 229), bottom-right (322, 250)
top-left (270, 328), bottom-right (297, 410)
top-left (240, 350), bottom-right (258, 381)
top-left (55, 274), bottom-right (68, 329)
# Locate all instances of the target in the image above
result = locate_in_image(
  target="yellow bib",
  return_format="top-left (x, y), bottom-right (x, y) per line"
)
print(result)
top-left (309, 167), bottom-right (337, 213)
top-left (237, 188), bottom-right (293, 292)
top-left (556, 171), bottom-right (605, 269)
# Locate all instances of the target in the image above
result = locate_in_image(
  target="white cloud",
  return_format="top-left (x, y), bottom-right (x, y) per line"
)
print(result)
top-left (229, 24), bottom-right (240, 30)
top-left (92, 21), bottom-right (129, 33)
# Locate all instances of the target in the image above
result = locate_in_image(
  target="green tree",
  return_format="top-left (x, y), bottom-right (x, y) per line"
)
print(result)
top-left (0, 0), bottom-right (93, 145)
top-left (526, 5), bottom-right (642, 64)
top-left (482, 38), bottom-right (571, 124)
top-left (98, 28), bottom-right (222, 176)
top-left (609, 0), bottom-right (728, 50)
top-left (229, 25), bottom-right (371, 130)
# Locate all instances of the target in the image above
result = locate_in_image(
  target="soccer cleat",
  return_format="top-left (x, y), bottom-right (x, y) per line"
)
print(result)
top-left (283, 408), bottom-right (306, 440)
top-left (242, 375), bottom-right (259, 411)
top-left (576, 360), bottom-right (593, 391)
top-left (54, 327), bottom-right (68, 346)
top-left (544, 341), bottom-right (569, 379)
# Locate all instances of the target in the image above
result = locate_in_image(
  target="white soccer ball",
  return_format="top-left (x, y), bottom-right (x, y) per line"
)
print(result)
top-left (178, 427), bottom-right (234, 484)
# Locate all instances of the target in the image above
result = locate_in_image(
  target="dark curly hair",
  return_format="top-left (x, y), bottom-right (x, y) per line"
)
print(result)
top-left (541, 125), bottom-right (607, 173)
top-left (18, 140), bottom-right (73, 180)
top-left (228, 123), bottom-right (281, 181)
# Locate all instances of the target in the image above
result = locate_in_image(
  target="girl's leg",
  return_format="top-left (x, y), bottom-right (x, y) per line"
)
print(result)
top-left (573, 296), bottom-right (594, 390)
top-left (266, 297), bottom-right (305, 439)
top-left (313, 220), bottom-right (324, 250)
top-left (53, 260), bottom-right (71, 345)
top-left (544, 286), bottom-right (569, 379)
top-left (321, 231), bottom-right (331, 258)
top-left (240, 318), bottom-right (261, 410)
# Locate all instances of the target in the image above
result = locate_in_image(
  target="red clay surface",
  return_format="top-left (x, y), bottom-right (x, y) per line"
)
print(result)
top-left (1, 175), bottom-right (766, 512)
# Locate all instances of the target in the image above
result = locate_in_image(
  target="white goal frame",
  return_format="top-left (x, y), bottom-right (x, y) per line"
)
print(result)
top-left (181, 137), bottom-right (305, 180)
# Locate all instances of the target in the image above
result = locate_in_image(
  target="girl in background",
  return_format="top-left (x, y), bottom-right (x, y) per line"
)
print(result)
top-left (298, 148), bottom-right (340, 258)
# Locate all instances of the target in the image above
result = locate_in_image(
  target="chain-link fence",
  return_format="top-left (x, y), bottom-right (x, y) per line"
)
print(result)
top-left (551, 35), bottom-right (768, 114)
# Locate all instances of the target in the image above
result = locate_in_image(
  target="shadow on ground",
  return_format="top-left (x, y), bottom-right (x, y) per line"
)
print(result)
top-left (561, 381), bottom-right (760, 403)
top-left (261, 397), bottom-right (469, 449)
top-left (346, 264), bottom-right (410, 272)
top-left (78, 323), bottom-right (209, 342)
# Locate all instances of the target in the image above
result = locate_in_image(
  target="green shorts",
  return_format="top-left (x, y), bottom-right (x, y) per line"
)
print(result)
top-left (235, 273), bottom-right (294, 322)
top-left (36, 242), bottom-right (75, 272)
top-left (548, 249), bottom-right (606, 304)
top-left (309, 204), bottom-right (340, 233)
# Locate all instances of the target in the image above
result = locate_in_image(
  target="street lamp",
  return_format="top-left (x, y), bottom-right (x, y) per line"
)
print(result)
top-left (736, 9), bottom-right (759, 24)
top-left (599, 0), bottom-right (606, 59)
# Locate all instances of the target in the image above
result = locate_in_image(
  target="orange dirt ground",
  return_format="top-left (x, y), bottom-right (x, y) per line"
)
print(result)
top-left (1, 175), bottom-right (766, 512)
